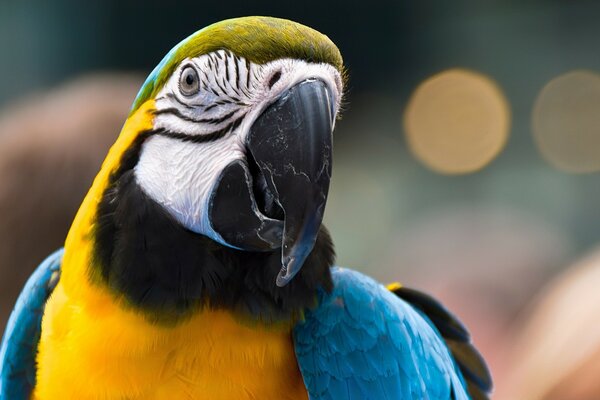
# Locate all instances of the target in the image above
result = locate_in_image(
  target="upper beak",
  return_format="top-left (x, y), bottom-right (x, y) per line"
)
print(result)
top-left (247, 79), bottom-right (334, 286)
top-left (208, 79), bottom-right (335, 287)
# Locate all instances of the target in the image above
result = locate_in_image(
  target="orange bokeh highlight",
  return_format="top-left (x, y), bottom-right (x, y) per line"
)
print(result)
top-left (404, 69), bottom-right (510, 174)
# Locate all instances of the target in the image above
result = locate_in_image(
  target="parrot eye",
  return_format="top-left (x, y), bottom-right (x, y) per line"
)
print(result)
top-left (179, 66), bottom-right (200, 96)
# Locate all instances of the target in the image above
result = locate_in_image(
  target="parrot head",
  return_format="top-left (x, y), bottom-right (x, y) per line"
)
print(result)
top-left (83, 17), bottom-right (344, 322)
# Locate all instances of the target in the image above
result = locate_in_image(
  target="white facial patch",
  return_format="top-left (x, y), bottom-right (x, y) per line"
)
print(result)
top-left (133, 50), bottom-right (343, 244)
top-left (134, 134), bottom-right (245, 244)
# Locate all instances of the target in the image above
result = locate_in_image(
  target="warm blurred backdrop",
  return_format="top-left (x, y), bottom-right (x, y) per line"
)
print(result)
top-left (2, 1), bottom-right (600, 398)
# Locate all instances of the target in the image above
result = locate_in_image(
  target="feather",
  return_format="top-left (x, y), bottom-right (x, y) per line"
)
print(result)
top-left (0, 249), bottom-right (63, 400)
top-left (293, 267), bottom-right (471, 400)
top-left (391, 285), bottom-right (492, 399)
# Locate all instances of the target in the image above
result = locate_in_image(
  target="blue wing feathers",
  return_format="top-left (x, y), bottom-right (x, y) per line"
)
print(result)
top-left (0, 249), bottom-right (63, 400)
top-left (392, 286), bottom-right (492, 399)
top-left (293, 267), bottom-right (470, 400)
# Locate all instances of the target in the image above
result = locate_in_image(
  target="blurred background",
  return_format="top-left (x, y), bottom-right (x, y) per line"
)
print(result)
top-left (2, 0), bottom-right (600, 398)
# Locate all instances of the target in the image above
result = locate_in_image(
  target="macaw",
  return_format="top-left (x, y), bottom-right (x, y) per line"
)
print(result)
top-left (0, 16), bottom-right (491, 400)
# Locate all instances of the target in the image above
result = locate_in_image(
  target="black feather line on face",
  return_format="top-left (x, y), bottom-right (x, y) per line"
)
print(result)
top-left (91, 129), bottom-right (335, 325)
top-left (153, 107), bottom-right (238, 125)
top-left (148, 114), bottom-right (244, 144)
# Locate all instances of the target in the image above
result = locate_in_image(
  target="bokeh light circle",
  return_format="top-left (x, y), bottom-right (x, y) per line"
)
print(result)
top-left (404, 69), bottom-right (510, 174)
top-left (532, 70), bottom-right (600, 173)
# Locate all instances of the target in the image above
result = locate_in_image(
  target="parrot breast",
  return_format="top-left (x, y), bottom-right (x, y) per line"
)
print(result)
top-left (34, 282), bottom-right (308, 399)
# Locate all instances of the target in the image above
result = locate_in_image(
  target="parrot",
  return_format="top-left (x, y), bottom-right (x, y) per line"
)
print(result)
top-left (0, 16), bottom-right (491, 400)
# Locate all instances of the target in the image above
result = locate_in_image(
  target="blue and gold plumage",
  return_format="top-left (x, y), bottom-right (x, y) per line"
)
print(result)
top-left (0, 250), bottom-right (62, 399)
top-left (2, 258), bottom-right (491, 399)
top-left (0, 16), bottom-right (491, 399)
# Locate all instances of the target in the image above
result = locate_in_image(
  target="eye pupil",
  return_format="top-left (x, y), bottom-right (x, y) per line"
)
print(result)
top-left (180, 66), bottom-right (200, 96)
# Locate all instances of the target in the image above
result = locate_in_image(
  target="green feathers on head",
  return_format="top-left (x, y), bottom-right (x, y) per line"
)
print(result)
top-left (131, 16), bottom-right (344, 114)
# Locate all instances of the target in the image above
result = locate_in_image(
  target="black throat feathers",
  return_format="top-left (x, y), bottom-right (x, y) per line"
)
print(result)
top-left (92, 131), bottom-right (335, 325)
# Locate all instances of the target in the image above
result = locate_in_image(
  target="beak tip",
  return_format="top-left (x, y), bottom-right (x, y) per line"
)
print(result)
top-left (275, 256), bottom-right (299, 287)
top-left (275, 271), bottom-right (290, 288)
top-left (275, 273), bottom-right (289, 287)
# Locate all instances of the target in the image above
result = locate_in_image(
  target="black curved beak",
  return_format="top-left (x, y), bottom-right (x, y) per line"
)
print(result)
top-left (208, 79), bottom-right (334, 286)
top-left (248, 79), bottom-right (334, 287)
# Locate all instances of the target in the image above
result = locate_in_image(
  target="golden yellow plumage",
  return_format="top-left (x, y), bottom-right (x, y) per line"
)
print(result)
top-left (35, 287), bottom-right (307, 399)
top-left (34, 101), bottom-right (308, 399)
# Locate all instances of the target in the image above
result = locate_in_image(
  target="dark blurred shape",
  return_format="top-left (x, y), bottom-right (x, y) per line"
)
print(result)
top-left (502, 248), bottom-right (600, 400)
top-left (0, 73), bottom-right (143, 331)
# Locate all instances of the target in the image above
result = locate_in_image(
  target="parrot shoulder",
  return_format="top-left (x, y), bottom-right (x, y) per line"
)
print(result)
top-left (0, 249), bottom-right (63, 400)
top-left (293, 267), bottom-right (473, 400)
top-left (390, 285), bottom-right (492, 400)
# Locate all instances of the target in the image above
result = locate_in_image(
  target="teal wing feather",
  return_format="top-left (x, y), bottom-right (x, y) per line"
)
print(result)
top-left (293, 267), bottom-right (472, 400)
top-left (391, 287), bottom-right (492, 400)
top-left (0, 249), bottom-right (63, 400)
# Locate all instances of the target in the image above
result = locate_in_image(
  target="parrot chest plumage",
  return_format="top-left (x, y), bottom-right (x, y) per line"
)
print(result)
top-left (34, 282), bottom-right (308, 400)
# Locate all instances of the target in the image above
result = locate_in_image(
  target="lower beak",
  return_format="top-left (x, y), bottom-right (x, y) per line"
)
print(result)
top-left (247, 79), bottom-right (334, 286)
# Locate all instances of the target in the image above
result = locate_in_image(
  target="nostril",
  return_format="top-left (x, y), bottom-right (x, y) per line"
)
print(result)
top-left (267, 70), bottom-right (282, 89)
